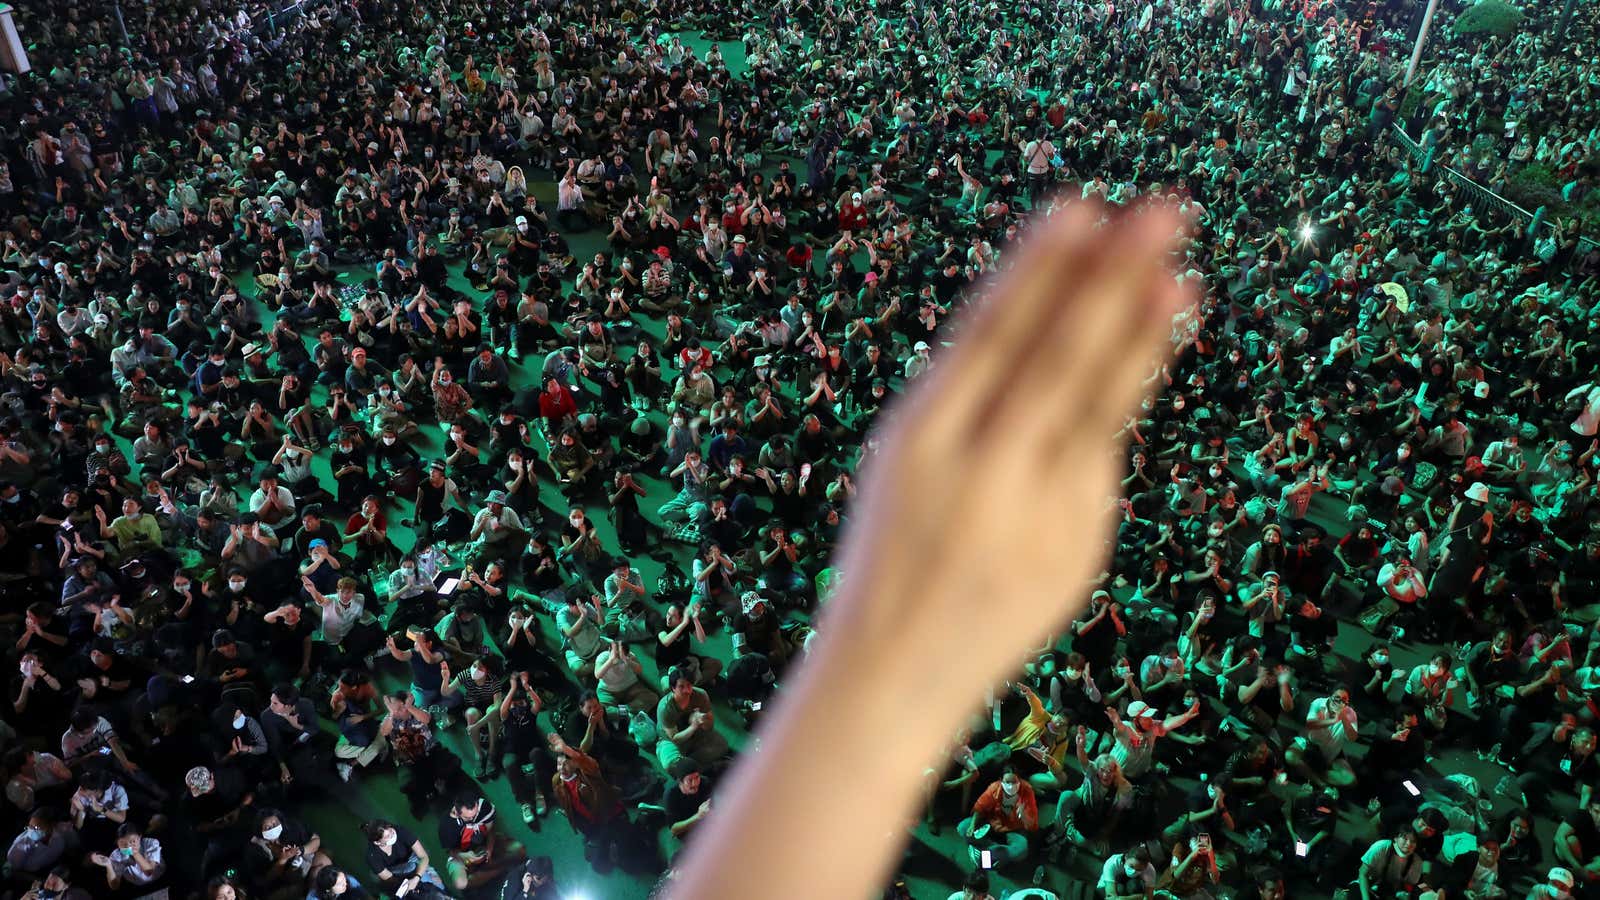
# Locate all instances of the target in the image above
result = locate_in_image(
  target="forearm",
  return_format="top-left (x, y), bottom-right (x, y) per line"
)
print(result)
top-left (671, 638), bottom-right (960, 899)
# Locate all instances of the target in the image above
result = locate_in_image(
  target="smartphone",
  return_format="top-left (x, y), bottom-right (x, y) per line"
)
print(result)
top-left (439, 577), bottom-right (460, 595)
top-left (1402, 780), bottom-right (1421, 796)
top-left (98, 746), bottom-right (112, 756)
top-left (395, 880), bottom-right (414, 898)
top-left (979, 849), bottom-right (993, 869)
top-left (751, 701), bottom-right (763, 711)
top-left (1294, 841), bottom-right (1309, 857)
top-left (1196, 834), bottom-right (1211, 851)
top-left (182, 675), bottom-right (196, 684)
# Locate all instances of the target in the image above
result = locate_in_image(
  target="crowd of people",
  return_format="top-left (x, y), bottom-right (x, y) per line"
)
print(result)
top-left (0, 0), bottom-right (1598, 896)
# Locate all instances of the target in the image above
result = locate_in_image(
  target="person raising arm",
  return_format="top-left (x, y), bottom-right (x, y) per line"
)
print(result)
top-left (670, 201), bottom-right (1193, 899)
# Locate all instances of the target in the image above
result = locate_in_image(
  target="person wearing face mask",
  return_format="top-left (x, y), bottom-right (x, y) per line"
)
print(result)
top-left (957, 768), bottom-right (1037, 870)
top-left (5, 814), bottom-right (74, 883)
top-left (87, 823), bottom-right (166, 895)
top-left (215, 701), bottom-right (272, 783)
top-left (1003, 682), bottom-right (1081, 795)
top-left (363, 818), bottom-right (445, 897)
top-left (1095, 843), bottom-right (1156, 899)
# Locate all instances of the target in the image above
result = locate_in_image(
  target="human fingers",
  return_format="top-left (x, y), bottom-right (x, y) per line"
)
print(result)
top-left (913, 197), bottom-right (1102, 446)
top-left (1049, 207), bottom-right (1195, 454)
top-left (984, 202), bottom-right (1187, 456)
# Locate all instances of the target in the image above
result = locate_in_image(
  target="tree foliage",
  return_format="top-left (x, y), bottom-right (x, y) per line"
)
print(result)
top-left (1453, 0), bottom-right (1525, 37)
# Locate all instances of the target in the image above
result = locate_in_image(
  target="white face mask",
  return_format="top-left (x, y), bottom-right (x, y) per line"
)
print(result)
top-left (1429, 663), bottom-right (1445, 677)
top-left (1373, 653), bottom-right (1389, 666)
top-left (261, 824), bottom-right (283, 841)
top-left (1001, 781), bottom-right (1019, 797)
top-left (382, 437), bottom-right (396, 446)
top-left (232, 715), bottom-right (246, 729)
top-left (229, 580), bottom-right (247, 592)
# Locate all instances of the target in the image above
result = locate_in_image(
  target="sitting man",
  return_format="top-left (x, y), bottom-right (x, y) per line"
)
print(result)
top-left (437, 791), bottom-right (526, 891)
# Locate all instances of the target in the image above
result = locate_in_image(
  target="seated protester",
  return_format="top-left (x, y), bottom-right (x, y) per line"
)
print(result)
top-left (385, 629), bottom-right (462, 718)
top-left (384, 690), bottom-right (467, 814)
top-left (1555, 797), bottom-right (1600, 883)
top-left (261, 683), bottom-right (338, 795)
top-left (1530, 867), bottom-right (1581, 900)
top-left (1355, 828), bottom-right (1431, 900)
top-left (6, 811), bottom-right (78, 883)
top-left (343, 495), bottom-right (397, 573)
top-left (179, 765), bottom-right (252, 880)
top-left (956, 767), bottom-right (1038, 869)
top-left (502, 856), bottom-right (562, 900)
top-left (1284, 785), bottom-right (1342, 886)
top-left (362, 819), bottom-right (447, 896)
top-left (656, 667), bottom-right (731, 770)
top-left (654, 601), bottom-right (722, 691)
top-left (436, 600), bottom-right (491, 665)
top-left (59, 709), bottom-right (139, 780)
top-left (13, 651), bottom-right (72, 738)
top-left (1156, 831), bottom-right (1222, 898)
top-left (25, 865), bottom-right (92, 900)
top-left (308, 866), bottom-right (371, 900)
top-left (594, 636), bottom-right (661, 714)
top-left (214, 702), bottom-right (273, 788)
top-left (329, 671), bottom-right (387, 779)
top-left (496, 671), bottom-right (554, 825)
top-left (440, 655), bottom-right (508, 779)
top-left (547, 733), bottom-right (629, 869)
top-left (438, 791), bottom-right (526, 892)
top-left (205, 627), bottom-right (268, 697)
top-left (656, 759), bottom-right (714, 844)
top-left (240, 809), bottom-right (332, 896)
top-left (1356, 704), bottom-right (1428, 794)
top-left (1290, 687), bottom-right (1360, 788)
top-left (1097, 844), bottom-right (1158, 899)
top-left (1401, 653), bottom-right (1458, 734)
top-left (1286, 597), bottom-right (1338, 673)
top-left (560, 692), bottom-right (644, 784)
top-left (261, 599), bottom-right (316, 684)
top-left (735, 592), bottom-right (792, 666)
top-left (88, 823), bottom-right (167, 896)
top-left (4, 746), bottom-right (73, 811)
top-left (1002, 683), bottom-right (1076, 794)
top-left (70, 767), bottom-right (136, 850)
top-left (303, 576), bottom-right (377, 673)
top-left (381, 555), bottom-right (438, 630)
top-left (1107, 699), bottom-right (1201, 782)
top-left (557, 591), bottom-right (606, 681)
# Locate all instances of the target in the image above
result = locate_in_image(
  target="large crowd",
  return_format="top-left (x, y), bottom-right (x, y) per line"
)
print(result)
top-left (0, 0), bottom-right (1598, 897)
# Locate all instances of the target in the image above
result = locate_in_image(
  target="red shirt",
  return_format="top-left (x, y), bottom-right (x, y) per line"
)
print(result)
top-left (538, 385), bottom-right (578, 423)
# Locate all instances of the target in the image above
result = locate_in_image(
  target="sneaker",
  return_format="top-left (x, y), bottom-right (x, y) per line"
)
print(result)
top-left (521, 762), bottom-right (538, 777)
top-left (967, 845), bottom-right (982, 868)
top-left (534, 793), bottom-right (548, 816)
top-left (1389, 625), bottom-right (1406, 642)
top-left (1032, 865), bottom-right (1046, 886)
top-left (336, 762), bottom-right (355, 782)
top-left (521, 802), bottom-right (537, 825)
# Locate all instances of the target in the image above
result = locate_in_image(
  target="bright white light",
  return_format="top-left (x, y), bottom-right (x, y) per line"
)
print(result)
top-left (1299, 223), bottom-right (1314, 241)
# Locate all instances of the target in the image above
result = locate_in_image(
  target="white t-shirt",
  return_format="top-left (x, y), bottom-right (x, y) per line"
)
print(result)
top-left (1306, 697), bottom-right (1355, 759)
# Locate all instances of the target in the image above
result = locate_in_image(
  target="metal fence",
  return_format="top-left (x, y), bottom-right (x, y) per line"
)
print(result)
top-left (1390, 124), bottom-right (1598, 258)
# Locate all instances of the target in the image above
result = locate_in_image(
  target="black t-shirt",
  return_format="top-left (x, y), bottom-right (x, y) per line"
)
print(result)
top-left (1561, 810), bottom-right (1600, 858)
top-left (1289, 611), bottom-right (1337, 652)
top-left (662, 776), bottom-right (714, 826)
top-left (365, 824), bottom-right (423, 875)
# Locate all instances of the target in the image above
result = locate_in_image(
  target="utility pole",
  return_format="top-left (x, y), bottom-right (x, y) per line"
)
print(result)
top-left (1404, 0), bottom-right (1442, 85)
